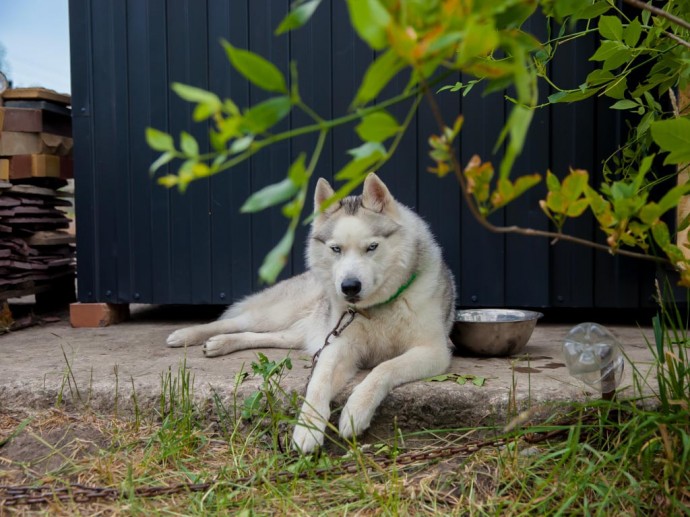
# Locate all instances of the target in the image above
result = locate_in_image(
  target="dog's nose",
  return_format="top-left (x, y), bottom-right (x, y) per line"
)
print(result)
top-left (341, 278), bottom-right (362, 297)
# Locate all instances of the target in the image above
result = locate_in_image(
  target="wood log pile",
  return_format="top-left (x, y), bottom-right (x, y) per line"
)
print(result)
top-left (0, 88), bottom-right (75, 301)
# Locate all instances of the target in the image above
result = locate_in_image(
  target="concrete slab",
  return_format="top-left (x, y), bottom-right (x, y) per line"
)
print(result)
top-left (0, 305), bottom-right (658, 438)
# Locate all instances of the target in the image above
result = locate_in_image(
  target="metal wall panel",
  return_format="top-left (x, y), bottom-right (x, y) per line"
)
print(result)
top-left (69, 1), bottom-right (656, 308)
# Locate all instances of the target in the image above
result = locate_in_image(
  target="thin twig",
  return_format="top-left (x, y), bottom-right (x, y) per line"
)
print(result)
top-left (623, 0), bottom-right (690, 31)
top-left (662, 30), bottom-right (690, 49)
top-left (420, 82), bottom-right (668, 265)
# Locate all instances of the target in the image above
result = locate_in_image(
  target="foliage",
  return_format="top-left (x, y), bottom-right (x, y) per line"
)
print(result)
top-left (238, 352), bottom-right (294, 422)
top-left (650, 279), bottom-right (690, 414)
top-left (147, 0), bottom-right (690, 285)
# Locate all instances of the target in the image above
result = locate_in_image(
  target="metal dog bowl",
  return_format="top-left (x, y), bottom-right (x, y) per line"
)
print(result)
top-left (451, 309), bottom-right (543, 356)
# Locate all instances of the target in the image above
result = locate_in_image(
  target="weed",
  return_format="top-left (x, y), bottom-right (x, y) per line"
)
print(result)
top-left (652, 280), bottom-right (690, 414)
top-left (235, 352), bottom-right (298, 451)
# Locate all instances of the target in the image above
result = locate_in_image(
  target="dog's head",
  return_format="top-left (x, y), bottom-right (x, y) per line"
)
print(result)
top-left (307, 173), bottom-right (410, 307)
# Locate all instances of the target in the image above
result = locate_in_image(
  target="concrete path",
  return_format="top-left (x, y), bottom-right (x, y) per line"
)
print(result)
top-left (0, 305), bottom-right (657, 437)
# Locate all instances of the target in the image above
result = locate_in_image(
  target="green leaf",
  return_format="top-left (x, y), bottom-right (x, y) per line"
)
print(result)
top-left (604, 75), bottom-right (627, 99)
top-left (355, 111), bottom-right (400, 142)
top-left (657, 183), bottom-right (690, 215)
top-left (639, 203), bottom-right (661, 224)
top-left (259, 228), bottom-right (295, 284)
top-left (149, 151), bottom-right (175, 174)
top-left (193, 103), bottom-right (217, 122)
top-left (548, 88), bottom-right (598, 104)
top-left (192, 162), bottom-right (211, 178)
top-left (624, 18), bottom-right (642, 47)
top-left (574, 1), bottom-right (611, 20)
top-left (498, 105), bottom-right (533, 179)
top-left (348, 141), bottom-right (387, 160)
top-left (229, 135), bottom-right (254, 154)
top-left (180, 131), bottom-right (199, 157)
top-left (353, 49), bottom-right (404, 106)
top-left (546, 171), bottom-right (561, 192)
top-left (335, 152), bottom-right (384, 181)
top-left (223, 99), bottom-right (240, 116)
top-left (566, 198), bottom-right (589, 217)
top-left (471, 376), bottom-right (486, 387)
top-left (598, 15), bottom-right (623, 41)
top-left (288, 153), bottom-right (309, 186)
top-left (561, 169), bottom-right (588, 201)
top-left (241, 178), bottom-right (299, 213)
top-left (346, 0), bottom-right (391, 51)
top-left (242, 96), bottom-right (292, 134)
top-left (222, 39), bottom-right (287, 93)
top-left (590, 40), bottom-right (623, 61)
top-left (146, 127), bottom-right (175, 152)
top-left (586, 69), bottom-right (615, 86)
top-left (610, 99), bottom-right (638, 110)
top-left (651, 118), bottom-right (690, 165)
top-left (275, 0), bottom-right (321, 35)
top-left (652, 221), bottom-right (671, 249)
top-left (549, 0), bottom-right (583, 20)
top-left (158, 174), bottom-right (179, 188)
top-left (457, 19), bottom-right (500, 66)
top-left (546, 191), bottom-right (567, 213)
top-left (172, 83), bottom-right (221, 111)
top-left (176, 159), bottom-right (196, 192)
top-left (241, 391), bottom-right (264, 419)
top-left (637, 154), bottom-right (654, 177)
top-left (512, 174), bottom-right (542, 198)
top-left (602, 48), bottom-right (632, 71)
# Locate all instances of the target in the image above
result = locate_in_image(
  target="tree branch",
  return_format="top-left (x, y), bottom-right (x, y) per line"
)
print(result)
top-left (420, 82), bottom-right (669, 266)
top-left (662, 30), bottom-right (690, 49)
top-left (623, 0), bottom-right (690, 31)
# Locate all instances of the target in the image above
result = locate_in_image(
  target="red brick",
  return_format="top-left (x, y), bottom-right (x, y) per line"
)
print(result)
top-left (0, 132), bottom-right (73, 156)
top-left (0, 107), bottom-right (71, 137)
top-left (8, 154), bottom-right (61, 179)
top-left (70, 303), bottom-right (130, 327)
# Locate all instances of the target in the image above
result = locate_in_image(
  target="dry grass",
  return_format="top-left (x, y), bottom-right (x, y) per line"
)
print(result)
top-left (1, 396), bottom-right (689, 516)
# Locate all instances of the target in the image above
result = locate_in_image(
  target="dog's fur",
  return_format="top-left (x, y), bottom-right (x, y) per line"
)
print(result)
top-left (167, 174), bottom-right (456, 453)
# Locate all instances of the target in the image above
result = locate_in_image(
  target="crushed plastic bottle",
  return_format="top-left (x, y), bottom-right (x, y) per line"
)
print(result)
top-left (562, 322), bottom-right (624, 393)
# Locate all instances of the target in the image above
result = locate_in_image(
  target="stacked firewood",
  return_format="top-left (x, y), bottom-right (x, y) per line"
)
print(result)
top-left (0, 88), bottom-right (75, 301)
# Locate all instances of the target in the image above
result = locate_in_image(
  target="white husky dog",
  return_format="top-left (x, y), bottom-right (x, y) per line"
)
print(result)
top-left (167, 173), bottom-right (456, 453)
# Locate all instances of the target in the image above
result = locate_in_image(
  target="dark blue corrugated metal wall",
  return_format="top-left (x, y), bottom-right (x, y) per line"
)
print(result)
top-left (68, 0), bottom-right (655, 308)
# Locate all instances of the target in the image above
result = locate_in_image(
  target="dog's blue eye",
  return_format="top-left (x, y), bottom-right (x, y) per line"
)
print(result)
top-left (367, 243), bottom-right (378, 252)
top-left (330, 245), bottom-right (341, 254)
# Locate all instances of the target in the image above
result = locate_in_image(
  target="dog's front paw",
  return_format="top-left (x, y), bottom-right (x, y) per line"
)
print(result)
top-left (166, 328), bottom-right (204, 348)
top-left (202, 335), bottom-right (235, 357)
top-left (292, 422), bottom-right (324, 454)
top-left (339, 399), bottom-right (375, 439)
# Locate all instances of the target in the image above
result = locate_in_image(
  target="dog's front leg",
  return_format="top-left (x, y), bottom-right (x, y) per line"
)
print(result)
top-left (292, 344), bottom-right (358, 453)
top-left (339, 343), bottom-right (451, 439)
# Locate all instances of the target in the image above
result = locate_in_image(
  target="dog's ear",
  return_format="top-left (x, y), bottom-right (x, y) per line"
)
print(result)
top-left (362, 173), bottom-right (396, 214)
top-left (314, 177), bottom-right (337, 217)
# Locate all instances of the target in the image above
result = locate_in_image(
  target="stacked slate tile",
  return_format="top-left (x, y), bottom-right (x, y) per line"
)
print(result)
top-left (0, 88), bottom-right (75, 301)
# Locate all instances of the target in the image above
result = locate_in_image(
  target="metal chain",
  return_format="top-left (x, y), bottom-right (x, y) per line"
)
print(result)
top-left (0, 416), bottom-right (585, 507)
top-left (316, 307), bottom-right (358, 364)
top-left (305, 307), bottom-right (358, 373)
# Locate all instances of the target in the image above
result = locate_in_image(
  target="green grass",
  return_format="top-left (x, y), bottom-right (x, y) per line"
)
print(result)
top-left (1, 400), bottom-right (687, 514)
